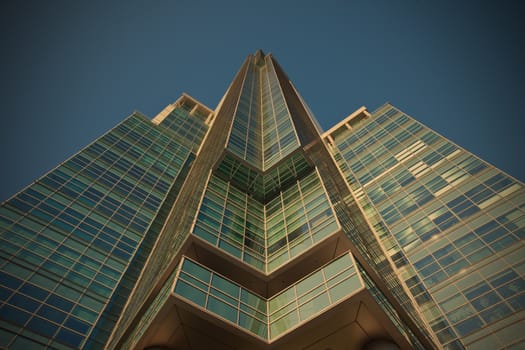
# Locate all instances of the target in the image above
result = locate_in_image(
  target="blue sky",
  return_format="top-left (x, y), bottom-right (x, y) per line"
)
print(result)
top-left (1, 1), bottom-right (524, 201)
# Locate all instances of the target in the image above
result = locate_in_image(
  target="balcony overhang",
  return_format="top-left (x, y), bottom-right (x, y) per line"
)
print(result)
top-left (188, 228), bottom-right (352, 297)
top-left (134, 267), bottom-right (411, 350)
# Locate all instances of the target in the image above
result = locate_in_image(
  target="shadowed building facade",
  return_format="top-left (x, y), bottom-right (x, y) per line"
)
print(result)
top-left (1, 51), bottom-right (524, 350)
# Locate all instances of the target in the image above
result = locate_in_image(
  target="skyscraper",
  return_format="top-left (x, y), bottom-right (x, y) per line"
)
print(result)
top-left (1, 51), bottom-right (523, 350)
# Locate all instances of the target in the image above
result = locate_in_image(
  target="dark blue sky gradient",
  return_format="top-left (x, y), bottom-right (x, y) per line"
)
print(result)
top-left (1, 1), bottom-right (524, 201)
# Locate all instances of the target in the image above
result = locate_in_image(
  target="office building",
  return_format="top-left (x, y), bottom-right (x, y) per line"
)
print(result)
top-left (1, 51), bottom-right (523, 349)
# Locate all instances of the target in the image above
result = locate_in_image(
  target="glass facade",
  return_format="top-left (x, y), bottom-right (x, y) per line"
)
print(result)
top-left (114, 52), bottom-right (431, 350)
top-left (226, 52), bottom-right (300, 170)
top-left (213, 152), bottom-right (313, 202)
top-left (173, 253), bottom-right (362, 341)
top-left (2, 51), bottom-right (522, 350)
top-left (157, 102), bottom-right (209, 151)
top-left (192, 169), bottom-right (339, 273)
top-left (0, 102), bottom-right (209, 349)
top-left (328, 104), bottom-right (525, 349)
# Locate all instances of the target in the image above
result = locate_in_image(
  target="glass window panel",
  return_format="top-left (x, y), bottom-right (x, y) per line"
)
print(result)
top-left (239, 312), bottom-right (267, 338)
top-left (1, 305), bottom-right (32, 327)
top-left (324, 254), bottom-right (353, 279)
top-left (269, 288), bottom-right (295, 314)
top-left (329, 275), bottom-right (362, 302)
top-left (467, 247), bottom-right (492, 264)
top-left (218, 239), bottom-right (242, 258)
top-left (17, 284), bottom-right (48, 303)
top-left (210, 288), bottom-right (237, 307)
top-left (471, 291), bottom-right (501, 311)
top-left (239, 303), bottom-right (266, 320)
top-left (299, 292), bottom-right (329, 321)
top-left (26, 316), bottom-right (59, 338)
top-left (181, 259), bottom-right (211, 284)
top-left (55, 328), bottom-right (84, 348)
top-left (8, 293), bottom-right (40, 313)
top-left (46, 294), bottom-right (74, 312)
top-left (71, 305), bottom-right (98, 323)
top-left (270, 310), bottom-right (299, 339)
top-left (64, 316), bottom-right (90, 334)
top-left (497, 277), bottom-right (525, 298)
top-left (270, 299), bottom-right (298, 323)
top-left (454, 315), bottom-right (483, 337)
top-left (241, 289), bottom-right (265, 313)
top-left (295, 270), bottom-right (324, 297)
top-left (480, 303), bottom-right (512, 323)
top-left (298, 284), bottom-right (326, 306)
top-left (508, 293), bottom-right (525, 311)
top-left (207, 296), bottom-right (238, 324)
top-left (193, 225), bottom-right (218, 245)
top-left (178, 272), bottom-right (208, 292)
top-left (174, 280), bottom-right (207, 307)
top-left (37, 305), bottom-right (67, 324)
top-left (211, 275), bottom-right (239, 299)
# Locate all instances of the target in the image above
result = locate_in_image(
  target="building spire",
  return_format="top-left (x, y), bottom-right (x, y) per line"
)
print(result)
top-left (222, 50), bottom-right (310, 171)
top-left (255, 48), bottom-right (265, 57)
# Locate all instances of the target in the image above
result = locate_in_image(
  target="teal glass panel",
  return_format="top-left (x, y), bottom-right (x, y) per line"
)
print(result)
top-left (239, 312), bottom-right (267, 338)
top-left (210, 288), bottom-right (238, 308)
top-left (240, 303), bottom-right (266, 320)
top-left (178, 272), bottom-right (208, 292)
top-left (207, 296), bottom-right (238, 324)
top-left (0, 109), bottom-right (203, 349)
top-left (181, 259), bottom-right (211, 285)
top-left (241, 289), bottom-right (266, 313)
top-left (175, 282), bottom-right (206, 309)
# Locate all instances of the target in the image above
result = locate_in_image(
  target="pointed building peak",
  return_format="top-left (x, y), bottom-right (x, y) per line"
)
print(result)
top-left (254, 49), bottom-right (265, 66)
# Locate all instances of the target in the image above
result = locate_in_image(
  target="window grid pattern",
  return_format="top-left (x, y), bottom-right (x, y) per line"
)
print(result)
top-left (357, 261), bottom-right (427, 350)
top-left (173, 253), bottom-right (362, 341)
top-left (261, 57), bottom-right (300, 169)
top-left (266, 170), bottom-right (339, 271)
top-left (226, 55), bottom-right (300, 171)
top-left (193, 174), bottom-right (266, 270)
top-left (177, 100), bottom-right (209, 122)
top-left (330, 104), bottom-right (525, 349)
top-left (0, 113), bottom-right (194, 349)
top-left (105, 61), bottom-right (253, 350)
top-left (214, 152), bottom-right (313, 203)
top-left (158, 107), bottom-right (209, 152)
top-left (433, 260), bottom-right (525, 347)
top-left (192, 170), bottom-right (339, 273)
top-left (227, 59), bottom-right (262, 165)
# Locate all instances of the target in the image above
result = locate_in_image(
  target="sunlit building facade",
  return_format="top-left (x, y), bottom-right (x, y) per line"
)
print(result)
top-left (325, 105), bottom-right (525, 349)
top-left (1, 51), bottom-right (523, 350)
